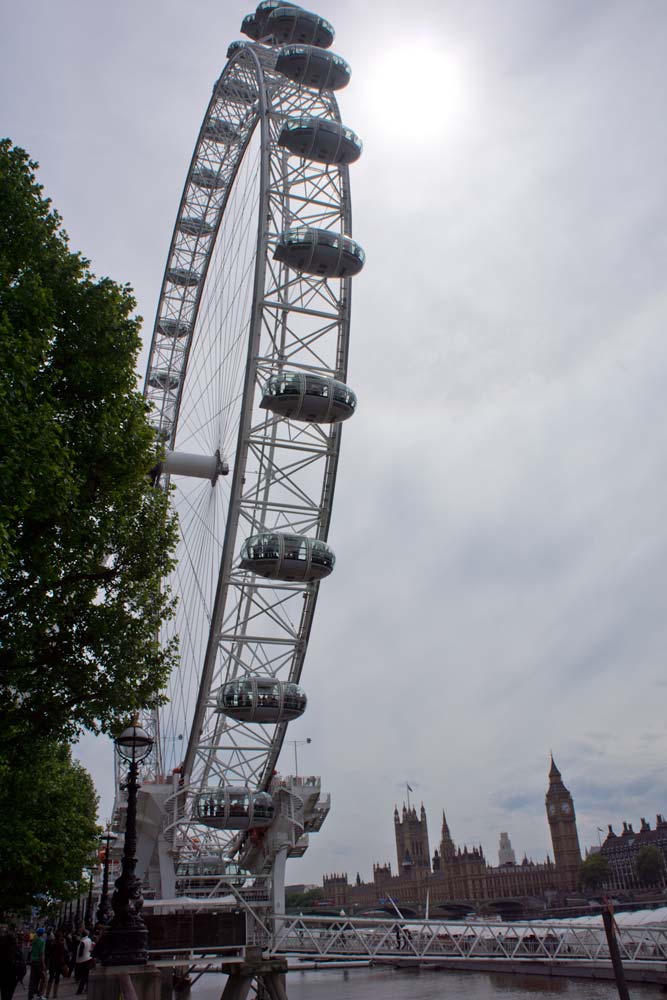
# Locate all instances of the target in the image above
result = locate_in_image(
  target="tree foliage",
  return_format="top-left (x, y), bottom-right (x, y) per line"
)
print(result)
top-left (578, 852), bottom-right (610, 892)
top-left (285, 887), bottom-right (324, 911)
top-left (0, 140), bottom-right (178, 750)
top-left (634, 845), bottom-right (665, 887)
top-left (0, 743), bottom-right (99, 918)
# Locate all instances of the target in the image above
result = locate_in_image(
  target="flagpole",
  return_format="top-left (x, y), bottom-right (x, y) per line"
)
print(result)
top-left (406, 783), bottom-right (411, 811)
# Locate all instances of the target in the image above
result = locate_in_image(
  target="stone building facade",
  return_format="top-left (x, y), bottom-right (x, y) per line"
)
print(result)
top-left (599, 815), bottom-right (667, 890)
top-left (322, 758), bottom-right (581, 911)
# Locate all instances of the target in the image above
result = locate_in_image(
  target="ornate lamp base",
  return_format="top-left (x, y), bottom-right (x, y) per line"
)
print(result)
top-left (98, 926), bottom-right (148, 966)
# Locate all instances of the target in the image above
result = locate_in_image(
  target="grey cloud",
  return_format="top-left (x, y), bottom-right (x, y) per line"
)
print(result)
top-left (3, 0), bottom-right (667, 883)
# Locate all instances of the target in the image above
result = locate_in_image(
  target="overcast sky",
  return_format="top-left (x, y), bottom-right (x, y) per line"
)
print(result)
top-left (4, 0), bottom-right (667, 885)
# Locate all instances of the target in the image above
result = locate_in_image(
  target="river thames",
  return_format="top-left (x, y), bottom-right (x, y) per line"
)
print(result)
top-left (195, 966), bottom-right (663, 999)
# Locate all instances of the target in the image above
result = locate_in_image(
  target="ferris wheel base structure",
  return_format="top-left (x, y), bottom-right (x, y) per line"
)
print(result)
top-left (118, 0), bottom-right (365, 913)
top-left (129, 772), bottom-right (329, 908)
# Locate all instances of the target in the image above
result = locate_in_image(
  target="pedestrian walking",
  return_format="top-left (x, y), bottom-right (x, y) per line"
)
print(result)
top-left (74, 931), bottom-right (93, 995)
top-left (0, 929), bottom-right (26, 1000)
top-left (27, 929), bottom-right (46, 1000)
top-left (45, 932), bottom-right (67, 1000)
top-left (68, 932), bottom-right (80, 983)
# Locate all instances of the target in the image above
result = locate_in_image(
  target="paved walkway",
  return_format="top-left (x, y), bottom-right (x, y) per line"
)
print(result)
top-left (15, 973), bottom-right (84, 1000)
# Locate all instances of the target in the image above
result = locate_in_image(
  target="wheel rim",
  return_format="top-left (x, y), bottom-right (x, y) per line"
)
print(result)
top-left (142, 38), bottom-right (361, 872)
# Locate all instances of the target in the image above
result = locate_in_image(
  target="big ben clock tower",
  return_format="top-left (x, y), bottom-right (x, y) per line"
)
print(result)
top-left (545, 755), bottom-right (582, 890)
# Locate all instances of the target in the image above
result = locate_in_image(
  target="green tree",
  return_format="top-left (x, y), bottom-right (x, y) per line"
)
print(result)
top-left (578, 852), bottom-right (610, 892)
top-left (0, 141), bottom-right (178, 751)
top-left (285, 887), bottom-right (325, 911)
top-left (0, 743), bottom-right (99, 917)
top-left (634, 845), bottom-right (665, 887)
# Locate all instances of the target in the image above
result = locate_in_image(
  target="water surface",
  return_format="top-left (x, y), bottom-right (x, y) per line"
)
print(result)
top-left (195, 965), bottom-right (663, 1000)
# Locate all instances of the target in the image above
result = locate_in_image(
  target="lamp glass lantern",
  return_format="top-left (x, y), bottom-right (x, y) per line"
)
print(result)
top-left (115, 723), bottom-right (154, 763)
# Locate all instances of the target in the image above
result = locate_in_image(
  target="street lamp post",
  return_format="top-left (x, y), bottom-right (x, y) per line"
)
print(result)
top-left (96, 828), bottom-right (118, 927)
top-left (97, 720), bottom-right (153, 966)
top-left (288, 737), bottom-right (311, 777)
top-left (84, 868), bottom-right (95, 930)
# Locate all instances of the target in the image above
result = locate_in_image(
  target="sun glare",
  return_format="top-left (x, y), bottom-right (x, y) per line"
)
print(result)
top-left (362, 41), bottom-right (469, 146)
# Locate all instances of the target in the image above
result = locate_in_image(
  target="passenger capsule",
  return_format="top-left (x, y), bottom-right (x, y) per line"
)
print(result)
top-left (217, 677), bottom-right (307, 723)
top-left (278, 116), bottom-right (362, 165)
top-left (227, 40), bottom-right (250, 58)
top-left (204, 118), bottom-right (240, 144)
top-left (240, 13), bottom-right (262, 40)
top-left (192, 167), bottom-right (227, 191)
top-left (147, 370), bottom-right (180, 392)
top-left (179, 217), bottom-right (215, 237)
top-left (267, 8), bottom-right (335, 48)
top-left (274, 227), bottom-right (365, 278)
top-left (239, 532), bottom-right (335, 582)
top-left (149, 415), bottom-right (173, 442)
top-left (195, 787), bottom-right (274, 830)
top-left (166, 268), bottom-right (200, 288)
top-left (275, 45), bottom-right (351, 91)
top-left (242, 1), bottom-right (299, 40)
top-left (176, 856), bottom-right (249, 888)
top-left (157, 317), bottom-right (191, 338)
top-left (215, 76), bottom-right (258, 105)
top-left (260, 371), bottom-right (356, 423)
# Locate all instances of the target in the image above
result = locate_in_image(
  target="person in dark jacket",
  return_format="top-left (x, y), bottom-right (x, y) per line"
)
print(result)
top-left (0, 929), bottom-right (25, 1000)
top-left (45, 932), bottom-right (67, 1000)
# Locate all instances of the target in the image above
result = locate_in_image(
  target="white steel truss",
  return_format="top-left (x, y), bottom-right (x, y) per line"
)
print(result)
top-left (268, 914), bottom-right (667, 966)
top-left (140, 36), bottom-right (357, 874)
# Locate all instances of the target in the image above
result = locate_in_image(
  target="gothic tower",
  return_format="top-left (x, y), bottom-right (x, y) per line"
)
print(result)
top-left (439, 810), bottom-right (456, 865)
top-left (545, 755), bottom-right (581, 890)
top-left (394, 802), bottom-right (431, 875)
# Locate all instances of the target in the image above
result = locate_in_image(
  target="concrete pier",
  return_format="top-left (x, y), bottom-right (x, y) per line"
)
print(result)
top-left (88, 965), bottom-right (162, 1000)
top-left (221, 950), bottom-right (289, 1000)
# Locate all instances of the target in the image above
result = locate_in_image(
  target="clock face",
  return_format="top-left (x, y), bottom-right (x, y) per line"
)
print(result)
top-left (561, 801), bottom-right (571, 815)
top-left (548, 803), bottom-right (556, 816)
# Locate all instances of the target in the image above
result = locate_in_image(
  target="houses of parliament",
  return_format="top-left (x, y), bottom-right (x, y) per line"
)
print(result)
top-left (323, 757), bottom-right (582, 910)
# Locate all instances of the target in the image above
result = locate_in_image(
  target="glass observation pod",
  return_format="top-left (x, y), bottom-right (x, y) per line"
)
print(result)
top-left (275, 45), bottom-right (351, 91)
top-left (260, 371), bottom-right (357, 423)
top-left (195, 788), bottom-right (275, 830)
top-left (217, 677), bottom-right (307, 723)
top-left (204, 117), bottom-right (240, 144)
top-left (214, 76), bottom-right (258, 105)
top-left (278, 116), bottom-right (362, 166)
top-left (147, 370), bottom-right (180, 392)
top-left (179, 216), bottom-right (215, 237)
top-left (241, 0), bottom-right (299, 40)
top-left (176, 857), bottom-right (250, 886)
top-left (192, 167), bottom-right (227, 191)
top-left (166, 267), bottom-right (201, 288)
top-left (151, 416), bottom-right (173, 443)
top-left (267, 8), bottom-right (335, 48)
top-left (239, 532), bottom-right (335, 582)
top-left (274, 227), bottom-right (365, 278)
top-left (226, 40), bottom-right (252, 58)
top-left (157, 318), bottom-right (191, 338)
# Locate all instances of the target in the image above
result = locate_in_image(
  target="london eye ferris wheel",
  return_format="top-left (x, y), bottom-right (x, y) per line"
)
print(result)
top-left (138, 1), bottom-right (364, 893)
